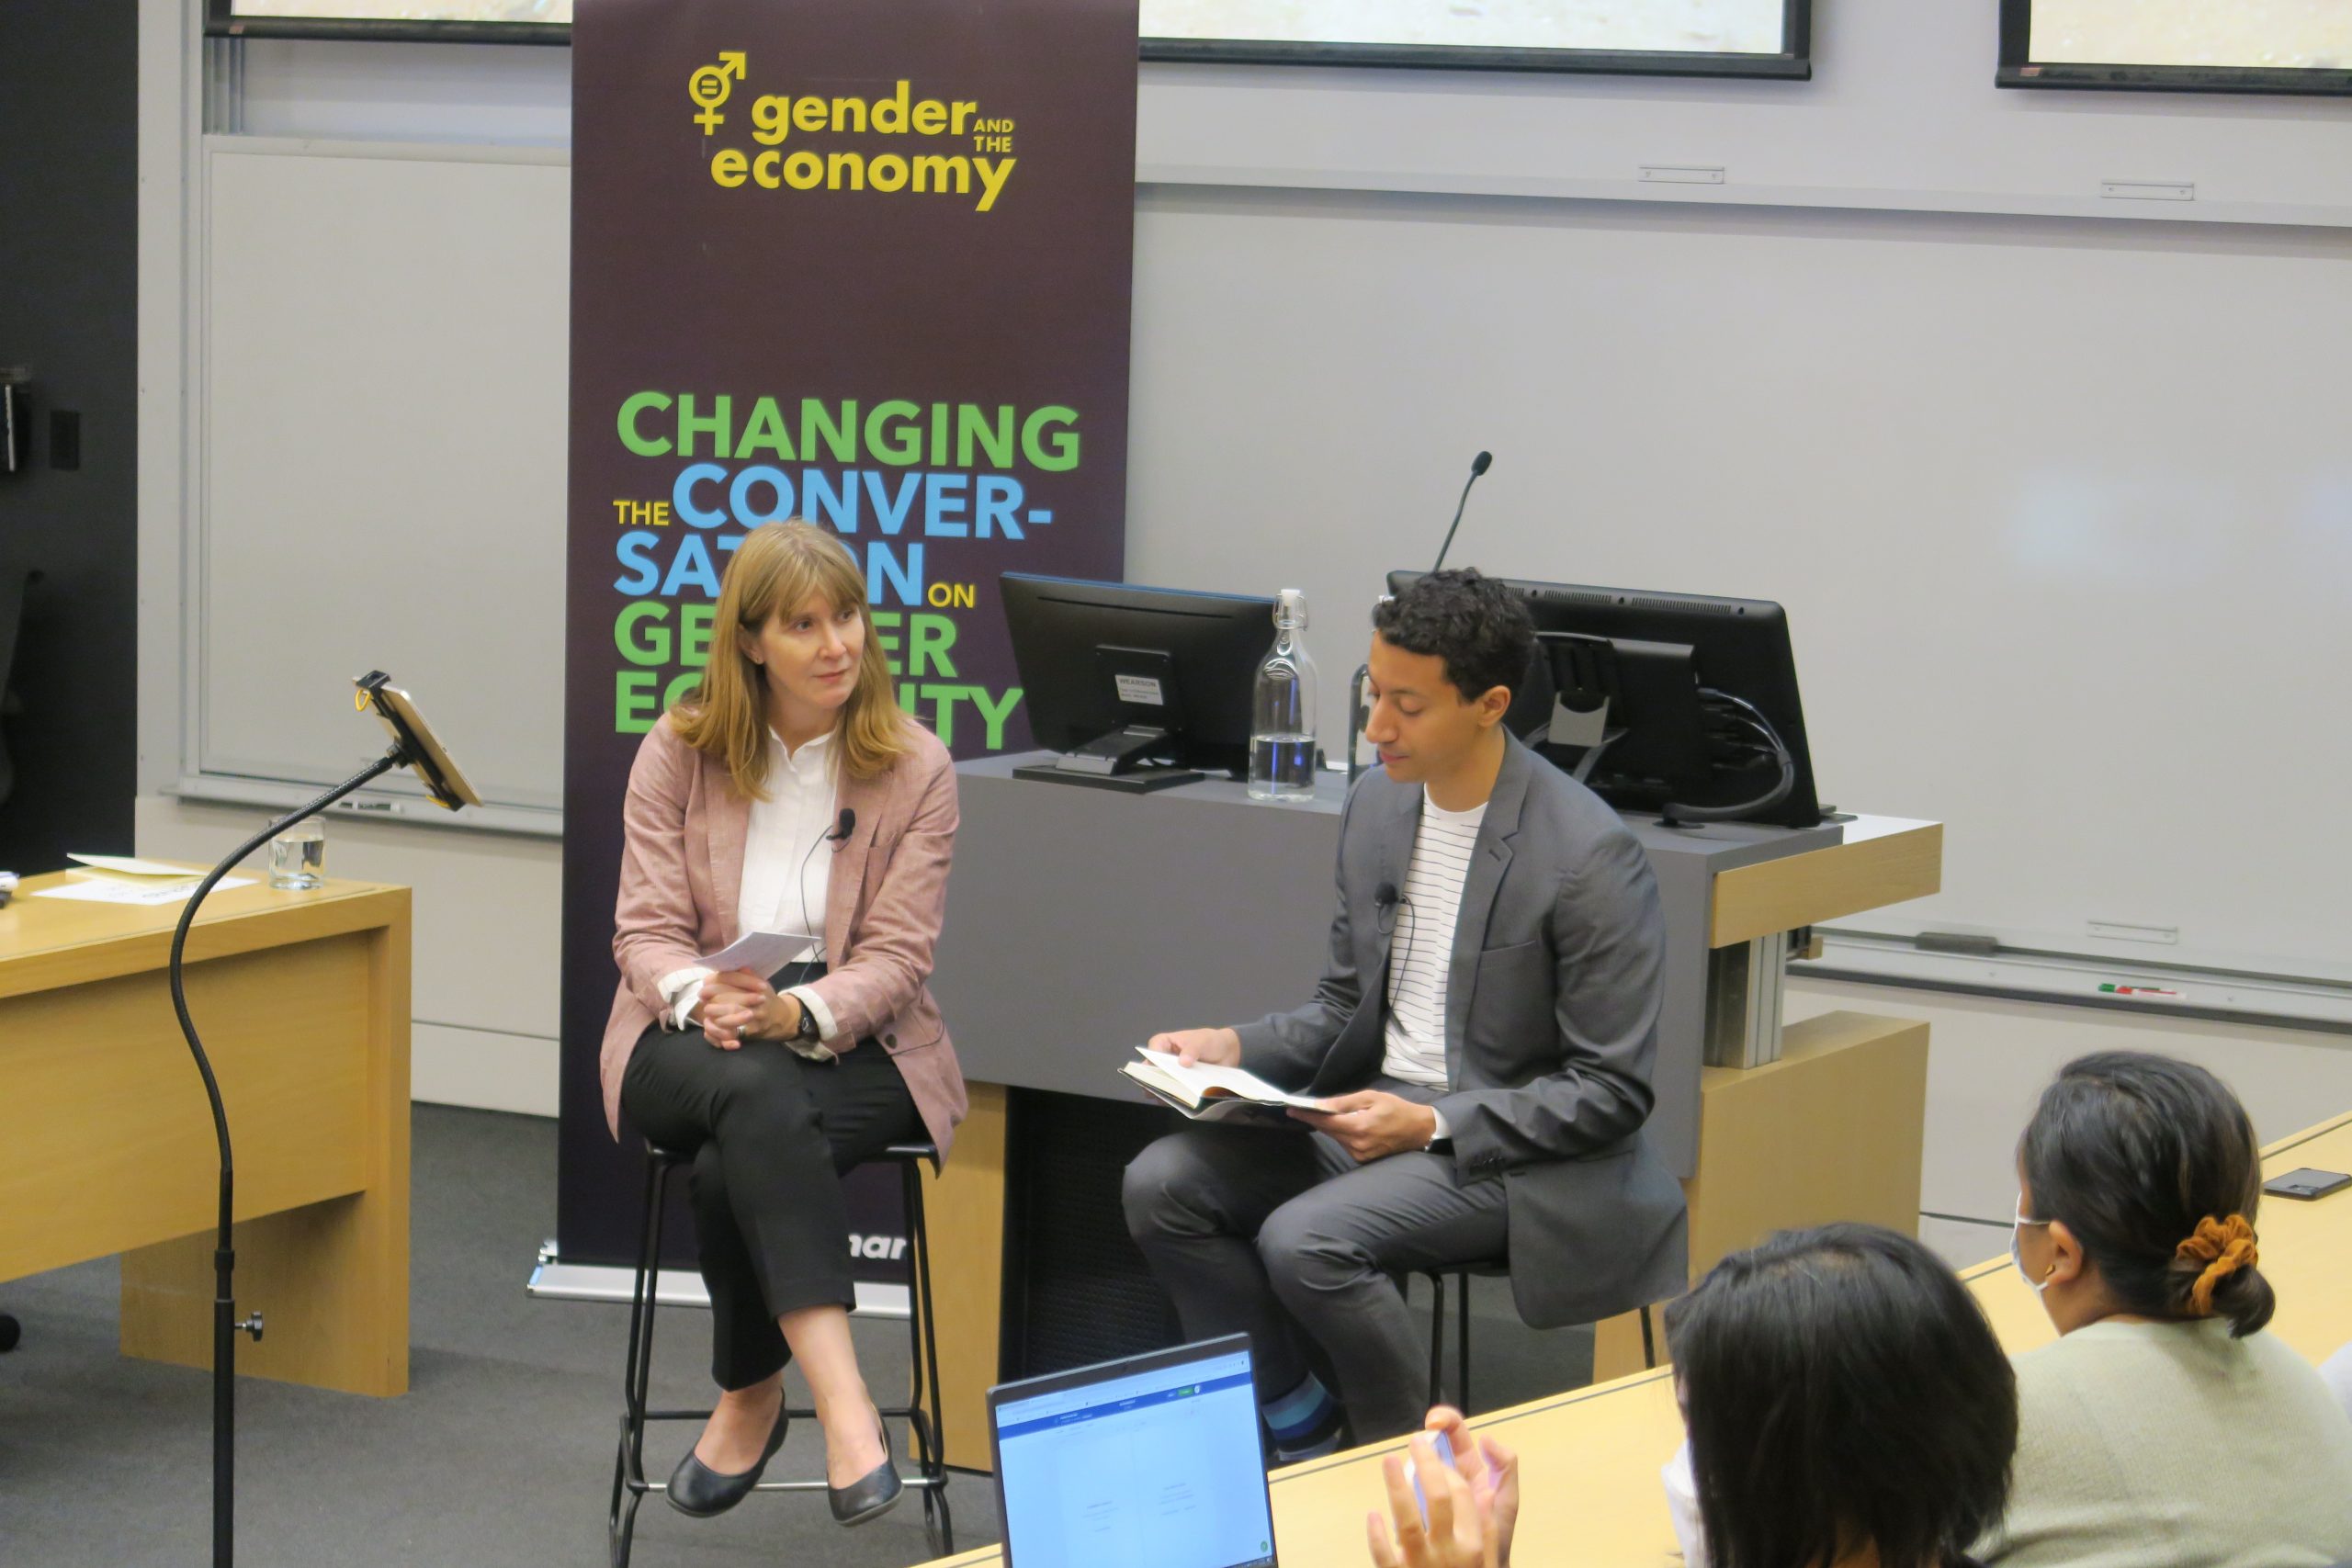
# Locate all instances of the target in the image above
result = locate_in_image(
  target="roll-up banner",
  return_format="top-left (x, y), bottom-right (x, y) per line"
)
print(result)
top-left (560, 0), bottom-right (1138, 1281)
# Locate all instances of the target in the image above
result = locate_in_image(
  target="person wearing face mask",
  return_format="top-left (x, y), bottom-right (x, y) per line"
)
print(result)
top-left (599, 521), bottom-right (966, 1529)
top-left (1365, 1224), bottom-right (2018, 1568)
top-left (1980, 1052), bottom-right (2352, 1566)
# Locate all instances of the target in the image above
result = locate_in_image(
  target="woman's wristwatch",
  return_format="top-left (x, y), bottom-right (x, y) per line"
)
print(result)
top-left (790, 996), bottom-right (822, 1044)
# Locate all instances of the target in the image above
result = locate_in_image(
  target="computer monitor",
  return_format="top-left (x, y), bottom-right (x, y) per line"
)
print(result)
top-left (1001, 573), bottom-right (1275, 791)
top-left (988, 1334), bottom-right (1277, 1568)
top-left (1385, 571), bottom-right (1822, 828)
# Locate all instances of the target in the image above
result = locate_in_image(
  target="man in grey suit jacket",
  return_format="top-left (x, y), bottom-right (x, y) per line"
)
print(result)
top-left (1123, 570), bottom-right (1688, 1453)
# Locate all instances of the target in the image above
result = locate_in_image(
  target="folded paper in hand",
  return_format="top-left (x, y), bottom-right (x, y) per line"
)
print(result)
top-left (696, 929), bottom-right (816, 977)
top-left (1119, 1046), bottom-right (1329, 1122)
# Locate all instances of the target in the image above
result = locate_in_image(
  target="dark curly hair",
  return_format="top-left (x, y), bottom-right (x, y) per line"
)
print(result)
top-left (1369, 569), bottom-right (1534, 705)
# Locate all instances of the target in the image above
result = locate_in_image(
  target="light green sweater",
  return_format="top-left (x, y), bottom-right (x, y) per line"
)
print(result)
top-left (1979, 1317), bottom-right (2352, 1567)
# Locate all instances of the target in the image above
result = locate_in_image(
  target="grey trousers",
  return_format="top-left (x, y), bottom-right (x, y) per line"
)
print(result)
top-left (1121, 1079), bottom-right (1509, 1443)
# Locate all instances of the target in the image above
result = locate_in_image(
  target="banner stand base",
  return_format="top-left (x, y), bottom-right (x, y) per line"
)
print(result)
top-left (527, 1244), bottom-right (911, 1320)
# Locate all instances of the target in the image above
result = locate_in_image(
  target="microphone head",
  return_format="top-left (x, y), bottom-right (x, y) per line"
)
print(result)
top-left (1471, 451), bottom-right (1493, 477)
top-left (837, 807), bottom-right (856, 837)
top-left (1375, 881), bottom-right (1398, 907)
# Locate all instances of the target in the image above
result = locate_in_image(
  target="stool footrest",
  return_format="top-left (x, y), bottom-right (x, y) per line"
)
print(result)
top-left (630, 1404), bottom-right (934, 1426)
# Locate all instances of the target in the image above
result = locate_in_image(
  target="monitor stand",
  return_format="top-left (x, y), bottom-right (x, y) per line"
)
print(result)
top-left (1013, 725), bottom-right (1204, 795)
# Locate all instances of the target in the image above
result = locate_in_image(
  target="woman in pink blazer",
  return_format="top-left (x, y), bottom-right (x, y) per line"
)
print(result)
top-left (601, 521), bottom-right (966, 1529)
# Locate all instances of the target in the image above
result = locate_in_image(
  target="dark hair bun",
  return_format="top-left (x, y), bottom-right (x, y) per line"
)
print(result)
top-left (2174, 1252), bottom-right (2278, 1338)
top-left (2022, 1054), bottom-right (2276, 1337)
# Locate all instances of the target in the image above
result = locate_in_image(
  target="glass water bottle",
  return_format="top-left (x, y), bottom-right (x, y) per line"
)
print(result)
top-left (1249, 589), bottom-right (1319, 802)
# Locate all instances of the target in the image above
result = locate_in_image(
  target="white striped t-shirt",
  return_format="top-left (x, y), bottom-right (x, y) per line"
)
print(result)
top-left (1381, 792), bottom-right (1487, 1087)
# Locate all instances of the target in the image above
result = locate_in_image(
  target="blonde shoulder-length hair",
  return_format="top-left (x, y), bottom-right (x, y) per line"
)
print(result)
top-left (672, 520), bottom-right (913, 796)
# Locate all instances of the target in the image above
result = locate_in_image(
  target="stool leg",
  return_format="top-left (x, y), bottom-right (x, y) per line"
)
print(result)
top-left (611, 1156), bottom-right (669, 1568)
top-left (610, 1472), bottom-right (644, 1568)
top-left (1455, 1272), bottom-right (1471, 1417)
top-left (907, 1157), bottom-right (955, 1556)
top-left (899, 1159), bottom-right (928, 1461)
top-left (632, 1162), bottom-right (672, 1472)
top-left (1425, 1272), bottom-right (1445, 1409)
top-left (1640, 1303), bottom-right (1657, 1371)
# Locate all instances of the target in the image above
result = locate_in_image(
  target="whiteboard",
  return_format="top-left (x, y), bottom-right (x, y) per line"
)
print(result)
top-left (187, 137), bottom-right (2352, 983)
top-left (198, 142), bottom-right (569, 819)
top-left (1121, 188), bottom-right (2352, 983)
top-left (1138, 0), bottom-right (1789, 55)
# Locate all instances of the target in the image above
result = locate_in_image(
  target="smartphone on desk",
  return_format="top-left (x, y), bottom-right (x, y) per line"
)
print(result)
top-left (2263, 1168), bottom-right (2351, 1201)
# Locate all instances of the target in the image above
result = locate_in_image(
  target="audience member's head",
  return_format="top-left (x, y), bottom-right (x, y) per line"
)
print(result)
top-left (1664, 1224), bottom-right (2017, 1568)
top-left (2014, 1050), bottom-right (2275, 1337)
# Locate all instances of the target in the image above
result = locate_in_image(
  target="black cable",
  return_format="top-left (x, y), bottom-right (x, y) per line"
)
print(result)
top-left (1659, 690), bottom-right (1795, 826)
top-left (793, 817), bottom-right (831, 967)
top-left (767, 803), bottom-right (855, 1039)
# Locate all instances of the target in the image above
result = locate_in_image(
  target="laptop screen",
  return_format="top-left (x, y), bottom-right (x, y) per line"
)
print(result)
top-left (990, 1337), bottom-right (1277, 1568)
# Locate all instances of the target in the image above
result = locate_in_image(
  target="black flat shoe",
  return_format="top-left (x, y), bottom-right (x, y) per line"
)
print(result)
top-left (666, 1406), bottom-right (787, 1518)
top-left (828, 1415), bottom-right (904, 1527)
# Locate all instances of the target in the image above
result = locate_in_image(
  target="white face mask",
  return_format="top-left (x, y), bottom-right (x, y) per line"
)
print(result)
top-left (2010, 1200), bottom-right (2053, 1294)
top-left (1662, 1438), bottom-right (1708, 1568)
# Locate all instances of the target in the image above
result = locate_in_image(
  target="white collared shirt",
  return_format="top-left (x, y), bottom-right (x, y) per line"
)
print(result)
top-left (658, 726), bottom-right (843, 1054)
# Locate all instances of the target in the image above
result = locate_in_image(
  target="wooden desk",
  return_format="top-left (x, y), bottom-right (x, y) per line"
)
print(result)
top-left (0, 869), bottom-right (412, 1395)
top-left (913, 1107), bottom-right (2352, 1568)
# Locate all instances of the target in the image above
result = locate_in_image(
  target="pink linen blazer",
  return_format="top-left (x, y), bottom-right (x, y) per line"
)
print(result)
top-left (599, 714), bottom-right (967, 1159)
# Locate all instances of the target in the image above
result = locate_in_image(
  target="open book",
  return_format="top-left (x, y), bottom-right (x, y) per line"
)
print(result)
top-left (1119, 1047), bottom-right (1329, 1122)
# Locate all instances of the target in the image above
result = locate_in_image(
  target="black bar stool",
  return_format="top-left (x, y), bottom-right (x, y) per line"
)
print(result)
top-left (607, 1140), bottom-right (954, 1568)
top-left (1415, 1265), bottom-right (1658, 1415)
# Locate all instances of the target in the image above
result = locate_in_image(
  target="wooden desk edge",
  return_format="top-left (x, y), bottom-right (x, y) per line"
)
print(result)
top-left (2262, 1109), bottom-right (2352, 1158)
top-left (0, 879), bottom-right (410, 998)
top-left (1708, 818), bottom-right (1942, 949)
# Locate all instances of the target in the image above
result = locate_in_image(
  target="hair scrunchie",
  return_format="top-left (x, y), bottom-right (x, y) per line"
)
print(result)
top-left (2176, 1213), bottom-right (2259, 1315)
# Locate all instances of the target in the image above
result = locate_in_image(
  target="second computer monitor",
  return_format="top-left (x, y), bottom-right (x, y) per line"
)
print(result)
top-left (1001, 572), bottom-right (1275, 781)
top-left (1385, 570), bottom-right (1822, 828)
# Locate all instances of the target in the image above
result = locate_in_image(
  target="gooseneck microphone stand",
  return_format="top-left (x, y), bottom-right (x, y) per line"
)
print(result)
top-left (169, 741), bottom-right (415, 1568)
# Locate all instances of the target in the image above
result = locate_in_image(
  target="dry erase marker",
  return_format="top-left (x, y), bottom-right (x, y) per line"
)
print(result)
top-left (2098, 983), bottom-right (2182, 998)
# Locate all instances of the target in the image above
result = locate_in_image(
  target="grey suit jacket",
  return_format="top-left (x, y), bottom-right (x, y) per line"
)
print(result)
top-left (1231, 733), bottom-right (1688, 1330)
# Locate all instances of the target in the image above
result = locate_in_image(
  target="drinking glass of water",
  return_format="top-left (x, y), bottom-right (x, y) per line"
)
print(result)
top-left (268, 822), bottom-right (326, 890)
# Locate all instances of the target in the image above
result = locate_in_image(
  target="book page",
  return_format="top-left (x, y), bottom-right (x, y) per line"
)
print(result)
top-left (1136, 1048), bottom-right (1327, 1111)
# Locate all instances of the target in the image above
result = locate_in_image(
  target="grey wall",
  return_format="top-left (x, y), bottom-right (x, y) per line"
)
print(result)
top-left (0, 0), bottom-right (140, 869)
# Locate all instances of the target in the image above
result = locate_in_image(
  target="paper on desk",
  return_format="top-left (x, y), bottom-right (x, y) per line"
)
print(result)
top-left (696, 929), bottom-right (818, 976)
top-left (67, 853), bottom-right (214, 877)
top-left (34, 875), bottom-right (256, 906)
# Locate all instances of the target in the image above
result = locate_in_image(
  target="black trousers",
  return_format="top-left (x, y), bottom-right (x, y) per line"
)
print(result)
top-left (619, 1014), bottom-right (922, 1391)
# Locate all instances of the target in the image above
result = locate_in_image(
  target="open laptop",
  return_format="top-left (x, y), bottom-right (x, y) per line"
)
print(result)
top-left (988, 1334), bottom-right (1279, 1568)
